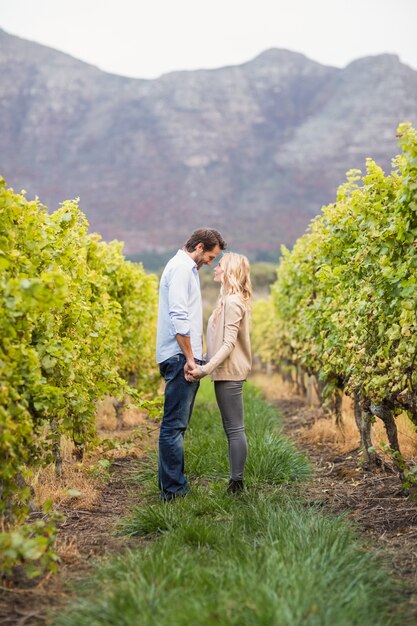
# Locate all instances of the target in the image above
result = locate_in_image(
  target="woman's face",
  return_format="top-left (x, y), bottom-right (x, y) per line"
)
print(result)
top-left (213, 262), bottom-right (224, 283)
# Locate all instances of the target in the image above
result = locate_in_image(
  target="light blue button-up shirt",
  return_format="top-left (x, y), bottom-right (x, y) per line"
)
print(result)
top-left (156, 249), bottom-right (203, 364)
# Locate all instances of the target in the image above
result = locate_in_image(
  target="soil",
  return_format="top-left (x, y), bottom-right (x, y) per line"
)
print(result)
top-left (2, 385), bottom-right (417, 625)
top-left (0, 456), bottom-right (148, 626)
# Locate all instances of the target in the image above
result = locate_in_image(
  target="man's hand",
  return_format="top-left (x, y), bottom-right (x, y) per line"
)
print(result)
top-left (186, 357), bottom-right (196, 372)
top-left (175, 334), bottom-right (197, 380)
top-left (184, 360), bottom-right (196, 382)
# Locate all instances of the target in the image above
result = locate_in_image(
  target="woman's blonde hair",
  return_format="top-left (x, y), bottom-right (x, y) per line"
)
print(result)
top-left (219, 252), bottom-right (252, 303)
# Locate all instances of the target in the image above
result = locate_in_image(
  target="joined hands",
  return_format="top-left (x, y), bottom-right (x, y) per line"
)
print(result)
top-left (184, 362), bottom-right (205, 382)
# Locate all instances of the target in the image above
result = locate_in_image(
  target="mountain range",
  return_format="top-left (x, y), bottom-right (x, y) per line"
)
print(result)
top-left (1, 28), bottom-right (417, 261)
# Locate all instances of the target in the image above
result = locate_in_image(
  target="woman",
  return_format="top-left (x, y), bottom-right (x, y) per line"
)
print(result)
top-left (187, 252), bottom-right (252, 493)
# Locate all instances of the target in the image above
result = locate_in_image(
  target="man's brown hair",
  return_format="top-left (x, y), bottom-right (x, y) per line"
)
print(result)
top-left (184, 228), bottom-right (226, 252)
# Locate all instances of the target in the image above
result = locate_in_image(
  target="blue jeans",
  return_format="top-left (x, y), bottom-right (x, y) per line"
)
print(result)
top-left (158, 354), bottom-right (199, 500)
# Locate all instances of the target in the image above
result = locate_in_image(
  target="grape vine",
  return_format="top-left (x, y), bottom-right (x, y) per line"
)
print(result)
top-left (0, 179), bottom-right (159, 574)
top-left (257, 123), bottom-right (417, 477)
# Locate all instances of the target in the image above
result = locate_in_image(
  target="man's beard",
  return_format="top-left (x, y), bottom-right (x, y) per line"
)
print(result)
top-left (195, 251), bottom-right (205, 269)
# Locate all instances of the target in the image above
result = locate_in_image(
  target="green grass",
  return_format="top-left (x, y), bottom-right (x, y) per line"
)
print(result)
top-left (54, 380), bottom-right (402, 626)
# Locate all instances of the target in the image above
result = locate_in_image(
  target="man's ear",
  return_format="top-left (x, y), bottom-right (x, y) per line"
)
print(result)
top-left (195, 242), bottom-right (204, 253)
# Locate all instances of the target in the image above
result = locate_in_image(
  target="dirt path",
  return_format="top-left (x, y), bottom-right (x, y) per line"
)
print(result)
top-left (252, 374), bottom-right (417, 624)
top-left (0, 456), bottom-right (148, 626)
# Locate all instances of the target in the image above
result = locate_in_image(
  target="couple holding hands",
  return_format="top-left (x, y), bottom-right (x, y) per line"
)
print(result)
top-left (156, 228), bottom-right (252, 501)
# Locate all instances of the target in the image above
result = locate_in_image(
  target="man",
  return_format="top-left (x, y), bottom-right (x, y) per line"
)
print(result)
top-left (156, 228), bottom-right (226, 501)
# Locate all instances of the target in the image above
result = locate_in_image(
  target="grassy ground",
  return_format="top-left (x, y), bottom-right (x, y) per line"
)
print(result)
top-left (53, 381), bottom-right (402, 626)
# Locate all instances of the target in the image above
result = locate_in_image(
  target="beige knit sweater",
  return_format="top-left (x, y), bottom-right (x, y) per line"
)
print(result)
top-left (200, 294), bottom-right (251, 381)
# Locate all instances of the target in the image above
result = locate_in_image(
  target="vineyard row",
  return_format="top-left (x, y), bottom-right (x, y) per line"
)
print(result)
top-left (252, 123), bottom-right (417, 485)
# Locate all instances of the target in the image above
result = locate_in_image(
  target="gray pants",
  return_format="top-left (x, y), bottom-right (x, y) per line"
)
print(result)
top-left (214, 380), bottom-right (248, 481)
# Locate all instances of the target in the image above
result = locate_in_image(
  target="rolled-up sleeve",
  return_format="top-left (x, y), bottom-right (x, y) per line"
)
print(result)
top-left (168, 264), bottom-right (191, 336)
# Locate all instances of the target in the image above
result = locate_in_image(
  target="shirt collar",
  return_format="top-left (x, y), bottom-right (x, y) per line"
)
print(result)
top-left (176, 248), bottom-right (197, 270)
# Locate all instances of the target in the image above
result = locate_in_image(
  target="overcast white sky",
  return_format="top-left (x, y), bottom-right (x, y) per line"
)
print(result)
top-left (1, 0), bottom-right (417, 78)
